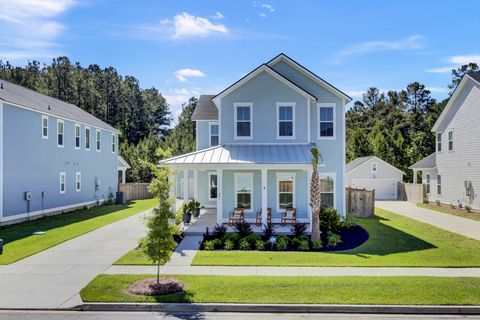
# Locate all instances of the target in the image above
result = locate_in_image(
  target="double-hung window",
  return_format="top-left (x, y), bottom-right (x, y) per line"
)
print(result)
top-left (57, 119), bottom-right (64, 147)
top-left (277, 103), bottom-right (295, 138)
top-left (234, 173), bottom-right (253, 212)
top-left (112, 133), bottom-right (116, 153)
top-left (448, 130), bottom-right (453, 151)
top-left (318, 103), bottom-right (335, 138)
top-left (59, 172), bottom-right (66, 194)
top-left (437, 132), bottom-right (442, 152)
top-left (234, 103), bottom-right (252, 139)
top-left (277, 173), bottom-right (295, 211)
top-left (320, 173), bottom-right (335, 208)
top-left (75, 124), bottom-right (81, 149)
top-left (437, 175), bottom-right (442, 195)
top-left (75, 172), bottom-right (81, 192)
top-left (85, 127), bottom-right (90, 150)
top-left (42, 115), bottom-right (48, 139)
top-left (426, 174), bottom-right (431, 194)
top-left (208, 173), bottom-right (218, 200)
top-left (96, 129), bottom-right (101, 151)
top-left (209, 123), bottom-right (219, 147)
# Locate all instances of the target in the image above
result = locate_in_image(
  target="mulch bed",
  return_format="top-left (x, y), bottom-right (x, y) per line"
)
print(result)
top-left (127, 277), bottom-right (186, 296)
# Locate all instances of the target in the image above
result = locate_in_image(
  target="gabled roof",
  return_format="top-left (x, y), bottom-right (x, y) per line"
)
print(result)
top-left (191, 95), bottom-right (218, 121)
top-left (118, 156), bottom-right (131, 170)
top-left (409, 153), bottom-right (436, 170)
top-left (346, 155), bottom-right (406, 175)
top-left (267, 53), bottom-right (352, 103)
top-left (160, 144), bottom-right (320, 166)
top-left (0, 78), bottom-right (118, 132)
top-left (212, 64), bottom-right (317, 104)
top-left (432, 72), bottom-right (480, 132)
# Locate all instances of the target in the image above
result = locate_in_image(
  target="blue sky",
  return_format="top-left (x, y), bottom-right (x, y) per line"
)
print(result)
top-left (1, 0), bottom-right (480, 121)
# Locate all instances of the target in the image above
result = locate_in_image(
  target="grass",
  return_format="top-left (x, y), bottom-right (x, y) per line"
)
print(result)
top-left (0, 198), bottom-right (158, 264)
top-left (417, 203), bottom-right (480, 221)
top-left (80, 274), bottom-right (480, 305)
top-left (193, 208), bottom-right (480, 267)
top-left (115, 247), bottom-right (172, 265)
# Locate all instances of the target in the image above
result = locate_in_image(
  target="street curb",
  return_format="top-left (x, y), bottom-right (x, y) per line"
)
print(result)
top-left (78, 303), bottom-right (480, 314)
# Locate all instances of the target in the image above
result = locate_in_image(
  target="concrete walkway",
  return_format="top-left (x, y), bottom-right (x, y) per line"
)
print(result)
top-left (164, 236), bottom-right (203, 267)
top-left (376, 201), bottom-right (480, 241)
top-left (0, 209), bottom-right (152, 309)
top-left (103, 265), bottom-right (480, 277)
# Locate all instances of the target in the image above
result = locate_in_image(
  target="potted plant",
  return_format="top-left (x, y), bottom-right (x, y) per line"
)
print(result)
top-left (183, 201), bottom-right (193, 224)
top-left (193, 200), bottom-right (203, 218)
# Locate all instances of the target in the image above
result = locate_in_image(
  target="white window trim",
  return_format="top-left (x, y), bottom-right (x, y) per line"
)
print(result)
top-left (59, 172), bottom-right (66, 194)
top-left (75, 172), bottom-right (81, 192)
top-left (276, 172), bottom-right (296, 212)
top-left (234, 102), bottom-right (253, 140)
top-left (208, 172), bottom-right (218, 201)
top-left (426, 173), bottom-right (431, 194)
top-left (371, 162), bottom-right (378, 173)
top-left (42, 115), bottom-right (48, 139)
top-left (234, 172), bottom-right (254, 213)
top-left (276, 102), bottom-right (296, 139)
top-left (437, 132), bottom-right (442, 152)
top-left (448, 129), bottom-right (454, 151)
top-left (317, 103), bottom-right (336, 140)
top-left (85, 126), bottom-right (90, 151)
top-left (57, 119), bottom-right (64, 148)
top-left (319, 172), bottom-right (336, 209)
top-left (74, 123), bottom-right (81, 150)
top-left (96, 129), bottom-right (101, 152)
top-left (208, 122), bottom-right (219, 147)
top-left (111, 133), bottom-right (116, 154)
top-left (437, 174), bottom-right (442, 196)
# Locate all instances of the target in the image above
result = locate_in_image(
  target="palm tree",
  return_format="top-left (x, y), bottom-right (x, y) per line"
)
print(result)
top-left (310, 147), bottom-right (321, 241)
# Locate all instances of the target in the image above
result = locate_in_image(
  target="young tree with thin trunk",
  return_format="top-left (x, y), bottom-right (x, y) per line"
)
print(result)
top-left (310, 147), bottom-right (322, 241)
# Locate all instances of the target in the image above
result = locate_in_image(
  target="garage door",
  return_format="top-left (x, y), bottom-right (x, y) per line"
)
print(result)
top-left (351, 179), bottom-right (398, 200)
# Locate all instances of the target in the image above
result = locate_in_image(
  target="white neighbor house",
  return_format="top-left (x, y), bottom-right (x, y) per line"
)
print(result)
top-left (410, 72), bottom-right (480, 210)
top-left (346, 156), bottom-right (404, 200)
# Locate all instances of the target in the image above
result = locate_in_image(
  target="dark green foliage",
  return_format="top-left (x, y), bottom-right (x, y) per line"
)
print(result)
top-left (239, 238), bottom-right (250, 250)
top-left (233, 221), bottom-right (253, 238)
top-left (255, 240), bottom-right (265, 251)
top-left (275, 235), bottom-right (289, 251)
top-left (291, 222), bottom-right (308, 237)
top-left (223, 239), bottom-right (234, 250)
top-left (312, 239), bottom-right (322, 250)
top-left (212, 224), bottom-right (228, 239)
top-left (320, 206), bottom-right (341, 234)
top-left (291, 236), bottom-right (308, 249)
top-left (262, 223), bottom-right (276, 238)
top-left (164, 97), bottom-right (197, 156)
top-left (326, 232), bottom-right (342, 248)
top-left (341, 216), bottom-right (357, 229)
top-left (297, 239), bottom-right (310, 251)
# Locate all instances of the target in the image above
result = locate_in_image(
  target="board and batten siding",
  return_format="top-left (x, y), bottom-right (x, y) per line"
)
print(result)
top-left (346, 158), bottom-right (403, 186)
top-left (1, 103), bottom-right (118, 221)
top-left (431, 80), bottom-right (480, 209)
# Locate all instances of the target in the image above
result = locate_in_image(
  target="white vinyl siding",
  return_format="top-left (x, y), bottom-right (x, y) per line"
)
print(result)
top-left (57, 119), bottom-right (64, 147)
top-left (371, 162), bottom-right (377, 173)
top-left (75, 123), bottom-right (81, 149)
top-left (59, 172), bottom-right (66, 194)
top-left (85, 127), bottom-right (90, 150)
top-left (276, 103), bottom-right (295, 139)
top-left (317, 103), bottom-right (336, 139)
top-left (96, 129), bottom-right (101, 152)
top-left (276, 173), bottom-right (295, 211)
top-left (42, 115), bottom-right (48, 139)
top-left (234, 103), bottom-right (253, 139)
top-left (75, 172), bottom-right (81, 192)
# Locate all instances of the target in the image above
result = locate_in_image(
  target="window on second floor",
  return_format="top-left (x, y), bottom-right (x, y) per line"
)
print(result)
top-left (57, 119), bottom-right (64, 147)
top-left (234, 103), bottom-right (252, 139)
top-left (277, 103), bottom-right (295, 139)
top-left (112, 133), bottom-right (116, 153)
top-left (75, 124), bottom-right (81, 149)
top-left (437, 132), bottom-right (442, 152)
top-left (209, 123), bottom-right (219, 147)
top-left (96, 129), bottom-right (101, 151)
top-left (42, 115), bottom-right (48, 139)
top-left (448, 130), bottom-right (453, 151)
top-left (318, 103), bottom-right (335, 139)
top-left (85, 127), bottom-right (91, 150)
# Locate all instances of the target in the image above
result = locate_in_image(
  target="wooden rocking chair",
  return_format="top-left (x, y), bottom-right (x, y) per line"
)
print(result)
top-left (280, 208), bottom-right (296, 226)
top-left (228, 208), bottom-right (245, 225)
top-left (255, 208), bottom-right (272, 225)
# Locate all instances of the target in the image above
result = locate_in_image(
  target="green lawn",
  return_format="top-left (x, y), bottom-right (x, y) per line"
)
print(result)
top-left (417, 203), bottom-right (480, 221)
top-left (115, 247), bottom-right (172, 265)
top-left (0, 199), bottom-right (157, 264)
top-left (80, 274), bottom-right (480, 305)
top-left (193, 208), bottom-right (480, 267)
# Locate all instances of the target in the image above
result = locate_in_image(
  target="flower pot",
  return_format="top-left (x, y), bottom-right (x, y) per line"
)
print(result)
top-left (183, 212), bottom-right (192, 224)
top-left (193, 208), bottom-right (201, 218)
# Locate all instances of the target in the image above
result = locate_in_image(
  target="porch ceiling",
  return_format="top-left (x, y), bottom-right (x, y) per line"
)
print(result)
top-left (160, 144), bottom-right (320, 166)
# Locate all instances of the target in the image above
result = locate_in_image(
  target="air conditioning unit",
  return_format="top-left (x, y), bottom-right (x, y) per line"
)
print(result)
top-left (95, 177), bottom-right (101, 191)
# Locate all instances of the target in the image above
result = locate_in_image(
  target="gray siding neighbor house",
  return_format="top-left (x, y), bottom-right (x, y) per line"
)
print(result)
top-left (0, 79), bottom-right (120, 225)
top-left (410, 72), bottom-right (480, 209)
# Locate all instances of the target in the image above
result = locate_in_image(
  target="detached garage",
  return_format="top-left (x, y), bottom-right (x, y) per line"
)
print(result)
top-left (346, 156), bottom-right (405, 200)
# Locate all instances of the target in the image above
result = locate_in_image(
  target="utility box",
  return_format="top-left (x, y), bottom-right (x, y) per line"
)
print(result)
top-left (116, 192), bottom-right (125, 204)
top-left (24, 191), bottom-right (32, 201)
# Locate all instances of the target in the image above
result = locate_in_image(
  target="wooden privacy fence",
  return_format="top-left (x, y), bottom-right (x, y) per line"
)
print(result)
top-left (399, 183), bottom-right (426, 203)
top-left (346, 187), bottom-right (375, 218)
top-left (119, 183), bottom-right (152, 201)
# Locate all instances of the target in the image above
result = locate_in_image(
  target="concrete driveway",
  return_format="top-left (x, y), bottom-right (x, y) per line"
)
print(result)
top-left (0, 210), bottom-right (151, 309)
top-left (376, 201), bottom-right (480, 241)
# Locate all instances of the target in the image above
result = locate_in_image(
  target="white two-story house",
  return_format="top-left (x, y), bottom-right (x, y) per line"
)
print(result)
top-left (410, 71), bottom-right (480, 209)
top-left (161, 54), bottom-right (352, 230)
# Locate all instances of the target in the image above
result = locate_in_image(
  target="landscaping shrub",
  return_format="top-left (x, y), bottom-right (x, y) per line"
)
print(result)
top-left (320, 206), bottom-right (341, 234)
top-left (436, 200), bottom-right (441, 206)
top-left (312, 239), bottom-right (322, 250)
top-left (327, 232), bottom-right (342, 247)
top-left (297, 239), bottom-right (310, 251)
top-left (275, 235), bottom-right (289, 251)
top-left (234, 221), bottom-right (253, 237)
top-left (239, 238), bottom-right (250, 250)
top-left (465, 205), bottom-right (472, 213)
top-left (213, 238), bottom-right (222, 249)
top-left (212, 224), bottom-right (227, 239)
top-left (450, 203), bottom-right (456, 209)
top-left (263, 223), bottom-right (276, 239)
top-left (341, 215), bottom-right (357, 229)
top-left (223, 239), bottom-right (234, 250)
top-left (246, 233), bottom-right (261, 246)
top-left (204, 240), bottom-right (215, 251)
top-left (255, 240), bottom-right (265, 251)
top-left (291, 222), bottom-right (308, 237)
top-left (423, 197), bottom-right (429, 204)
top-left (291, 236), bottom-right (308, 249)
top-left (222, 233), bottom-right (240, 244)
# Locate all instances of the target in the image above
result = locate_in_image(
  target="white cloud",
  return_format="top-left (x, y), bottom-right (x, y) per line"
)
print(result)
top-left (253, 2), bottom-right (274, 17)
top-left (338, 35), bottom-right (425, 59)
top-left (160, 12), bottom-right (228, 39)
top-left (0, 0), bottom-right (76, 60)
top-left (213, 12), bottom-right (224, 20)
top-left (174, 68), bottom-right (205, 82)
top-left (426, 86), bottom-right (448, 93)
top-left (426, 67), bottom-right (454, 74)
top-left (345, 90), bottom-right (365, 97)
top-left (426, 54), bottom-right (480, 74)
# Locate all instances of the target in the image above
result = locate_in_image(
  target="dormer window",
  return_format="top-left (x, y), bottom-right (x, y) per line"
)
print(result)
top-left (318, 103), bottom-right (335, 139)
top-left (234, 103), bottom-right (253, 139)
top-left (277, 103), bottom-right (295, 139)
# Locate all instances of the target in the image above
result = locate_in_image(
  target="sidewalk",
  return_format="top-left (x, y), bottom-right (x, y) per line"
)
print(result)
top-left (376, 201), bottom-right (480, 241)
top-left (0, 209), bottom-right (152, 309)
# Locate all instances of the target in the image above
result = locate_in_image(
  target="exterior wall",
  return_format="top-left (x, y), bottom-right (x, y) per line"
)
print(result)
top-left (422, 168), bottom-right (439, 202)
top-left (433, 80), bottom-right (480, 209)
top-left (196, 121), bottom-right (210, 150)
top-left (1, 103), bottom-right (118, 220)
top-left (220, 71), bottom-right (309, 144)
top-left (346, 158), bottom-right (404, 186)
top-left (197, 170), bottom-right (217, 208)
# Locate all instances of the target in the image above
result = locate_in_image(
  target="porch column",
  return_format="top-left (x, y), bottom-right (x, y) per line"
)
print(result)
top-left (217, 169), bottom-right (223, 224)
top-left (193, 169), bottom-right (198, 200)
top-left (413, 169), bottom-right (418, 184)
top-left (183, 169), bottom-right (189, 200)
top-left (307, 168), bottom-right (313, 233)
top-left (261, 168), bottom-right (268, 224)
top-left (121, 169), bottom-right (126, 184)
